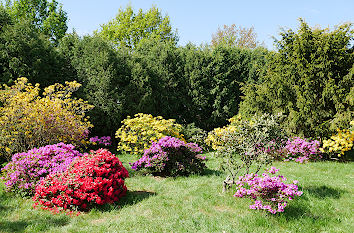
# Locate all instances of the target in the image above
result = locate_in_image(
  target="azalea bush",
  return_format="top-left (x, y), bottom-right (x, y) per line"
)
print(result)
top-left (89, 136), bottom-right (112, 146)
top-left (283, 137), bottom-right (322, 163)
top-left (87, 136), bottom-right (112, 150)
top-left (33, 149), bottom-right (129, 214)
top-left (234, 167), bottom-right (303, 214)
top-left (1, 143), bottom-right (82, 196)
top-left (130, 136), bottom-right (206, 176)
top-left (321, 121), bottom-right (354, 159)
top-left (0, 77), bottom-right (93, 160)
top-left (205, 125), bottom-right (238, 151)
top-left (214, 113), bottom-right (286, 191)
top-left (116, 113), bottom-right (184, 155)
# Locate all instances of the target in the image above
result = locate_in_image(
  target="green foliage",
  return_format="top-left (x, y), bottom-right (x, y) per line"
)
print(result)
top-left (97, 5), bottom-right (177, 49)
top-left (0, 14), bottom-right (69, 86)
top-left (127, 38), bottom-right (189, 124)
top-left (4, 0), bottom-right (68, 44)
top-left (182, 123), bottom-right (210, 151)
top-left (182, 44), bottom-right (268, 129)
top-left (240, 19), bottom-right (354, 138)
top-left (58, 36), bottom-right (268, 135)
top-left (58, 33), bottom-right (131, 136)
top-left (0, 5), bottom-right (12, 30)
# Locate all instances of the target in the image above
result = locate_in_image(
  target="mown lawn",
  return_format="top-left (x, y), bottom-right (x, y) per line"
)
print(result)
top-left (0, 153), bottom-right (353, 233)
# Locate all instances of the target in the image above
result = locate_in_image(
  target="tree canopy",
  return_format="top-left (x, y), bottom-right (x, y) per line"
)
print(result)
top-left (3, 0), bottom-right (68, 44)
top-left (211, 24), bottom-right (261, 48)
top-left (97, 5), bottom-right (178, 50)
top-left (239, 19), bottom-right (354, 137)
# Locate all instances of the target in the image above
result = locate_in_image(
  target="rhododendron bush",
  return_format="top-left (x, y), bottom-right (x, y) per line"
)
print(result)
top-left (33, 149), bottom-right (129, 213)
top-left (0, 77), bottom-right (93, 160)
top-left (234, 167), bottom-right (303, 214)
top-left (283, 137), bottom-right (322, 163)
top-left (1, 143), bottom-right (82, 195)
top-left (131, 136), bottom-right (206, 176)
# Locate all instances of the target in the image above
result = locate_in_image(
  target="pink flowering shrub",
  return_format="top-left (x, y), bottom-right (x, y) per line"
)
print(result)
top-left (33, 149), bottom-right (129, 214)
top-left (234, 167), bottom-right (303, 214)
top-left (89, 136), bottom-right (112, 146)
top-left (284, 137), bottom-right (322, 163)
top-left (130, 136), bottom-right (206, 176)
top-left (1, 143), bottom-right (82, 195)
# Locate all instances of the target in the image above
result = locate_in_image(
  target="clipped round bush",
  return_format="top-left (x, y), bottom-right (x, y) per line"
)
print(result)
top-left (234, 167), bottom-right (303, 214)
top-left (1, 143), bottom-right (82, 195)
top-left (33, 149), bottom-right (129, 213)
top-left (130, 136), bottom-right (206, 176)
top-left (116, 113), bottom-right (184, 155)
top-left (284, 137), bottom-right (322, 163)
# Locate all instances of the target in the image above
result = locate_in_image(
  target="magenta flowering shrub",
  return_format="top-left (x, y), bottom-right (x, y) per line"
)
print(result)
top-left (1, 143), bottom-right (83, 195)
top-left (130, 136), bottom-right (206, 176)
top-left (234, 167), bottom-right (303, 214)
top-left (284, 137), bottom-right (322, 163)
top-left (33, 149), bottom-right (128, 214)
top-left (89, 136), bottom-right (112, 146)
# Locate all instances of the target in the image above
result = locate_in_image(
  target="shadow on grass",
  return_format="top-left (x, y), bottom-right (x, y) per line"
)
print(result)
top-left (0, 189), bottom-right (70, 232)
top-left (0, 217), bottom-right (69, 233)
top-left (96, 190), bottom-right (156, 212)
top-left (305, 185), bottom-right (346, 199)
top-left (201, 168), bottom-right (223, 177)
top-left (281, 204), bottom-right (309, 220)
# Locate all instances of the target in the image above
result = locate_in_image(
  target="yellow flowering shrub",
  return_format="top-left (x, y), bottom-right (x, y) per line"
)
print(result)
top-left (321, 121), bottom-right (354, 157)
top-left (205, 125), bottom-right (237, 150)
top-left (115, 113), bottom-right (184, 155)
top-left (205, 115), bottom-right (243, 150)
top-left (0, 78), bottom-right (93, 160)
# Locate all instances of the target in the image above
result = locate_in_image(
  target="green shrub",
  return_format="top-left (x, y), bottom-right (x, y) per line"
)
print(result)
top-left (240, 19), bottom-right (354, 138)
top-left (182, 123), bottom-right (210, 151)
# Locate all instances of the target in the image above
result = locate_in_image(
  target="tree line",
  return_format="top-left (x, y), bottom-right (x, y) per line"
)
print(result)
top-left (0, 0), bottom-right (353, 138)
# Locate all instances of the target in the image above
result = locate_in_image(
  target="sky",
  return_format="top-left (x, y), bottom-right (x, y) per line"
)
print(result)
top-left (56, 0), bottom-right (354, 50)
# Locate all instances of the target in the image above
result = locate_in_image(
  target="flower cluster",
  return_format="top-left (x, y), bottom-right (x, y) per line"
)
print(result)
top-left (89, 136), bottom-right (112, 146)
top-left (1, 143), bottom-right (82, 195)
top-left (205, 125), bottom-right (237, 150)
top-left (234, 167), bottom-right (303, 214)
top-left (0, 77), bottom-right (93, 160)
top-left (33, 149), bottom-right (129, 213)
top-left (321, 122), bottom-right (353, 158)
top-left (130, 136), bottom-right (206, 176)
top-left (116, 113), bottom-right (184, 155)
top-left (284, 137), bottom-right (322, 163)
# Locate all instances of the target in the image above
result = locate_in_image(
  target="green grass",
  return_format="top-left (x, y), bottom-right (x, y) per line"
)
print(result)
top-left (0, 153), bottom-right (353, 233)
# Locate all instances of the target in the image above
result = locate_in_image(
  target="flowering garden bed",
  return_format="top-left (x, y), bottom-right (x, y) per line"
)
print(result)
top-left (0, 153), bottom-right (353, 233)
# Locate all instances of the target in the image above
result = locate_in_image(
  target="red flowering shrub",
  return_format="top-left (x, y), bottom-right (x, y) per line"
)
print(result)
top-left (33, 149), bottom-right (129, 213)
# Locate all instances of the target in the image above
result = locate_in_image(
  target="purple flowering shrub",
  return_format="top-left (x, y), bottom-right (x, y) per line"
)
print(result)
top-left (284, 137), bottom-right (322, 163)
top-left (89, 136), bottom-right (112, 146)
top-left (234, 167), bottom-right (303, 214)
top-left (0, 143), bottom-right (83, 195)
top-left (130, 136), bottom-right (206, 176)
